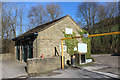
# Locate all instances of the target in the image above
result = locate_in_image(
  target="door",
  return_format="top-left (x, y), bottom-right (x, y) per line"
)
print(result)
top-left (23, 45), bottom-right (28, 62)
top-left (16, 46), bottom-right (20, 60)
top-left (28, 43), bottom-right (33, 58)
top-left (81, 54), bottom-right (86, 63)
top-left (23, 42), bottom-right (33, 62)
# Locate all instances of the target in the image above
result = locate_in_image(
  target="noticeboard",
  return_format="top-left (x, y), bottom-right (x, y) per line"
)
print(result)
top-left (78, 43), bottom-right (87, 53)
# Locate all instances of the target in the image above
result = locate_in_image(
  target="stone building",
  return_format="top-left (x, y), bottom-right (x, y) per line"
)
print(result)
top-left (13, 15), bottom-right (83, 64)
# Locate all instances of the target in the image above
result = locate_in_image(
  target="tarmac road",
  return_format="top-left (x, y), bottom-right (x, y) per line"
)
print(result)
top-left (29, 67), bottom-right (117, 79)
top-left (91, 54), bottom-right (119, 75)
top-left (1, 54), bottom-right (119, 79)
top-left (29, 54), bottom-right (119, 79)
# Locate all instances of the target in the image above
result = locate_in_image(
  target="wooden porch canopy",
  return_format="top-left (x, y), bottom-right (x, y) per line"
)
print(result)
top-left (12, 33), bottom-right (38, 41)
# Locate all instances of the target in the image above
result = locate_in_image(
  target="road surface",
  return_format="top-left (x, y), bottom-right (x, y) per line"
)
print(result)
top-left (29, 67), bottom-right (118, 79)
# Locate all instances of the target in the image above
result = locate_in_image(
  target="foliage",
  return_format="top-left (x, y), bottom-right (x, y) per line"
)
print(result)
top-left (91, 25), bottom-right (119, 54)
top-left (83, 16), bottom-right (120, 54)
top-left (62, 31), bottom-right (78, 56)
top-left (76, 2), bottom-right (118, 29)
top-left (62, 28), bottom-right (91, 58)
top-left (77, 29), bottom-right (91, 58)
top-left (76, 2), bottom-right (119, 54)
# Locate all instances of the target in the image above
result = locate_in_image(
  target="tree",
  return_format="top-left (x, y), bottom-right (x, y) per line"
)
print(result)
top-left (2, 3), bottom-right (20, 39)
top-left (97, 2), bottom-right (118, 22)
top-left (18, 3), bottom-right (26, 35)
top-left (97, 5), bottom-right (107, 21)
top-left (77, 2), bottom-right (119, 54)
top-left (28, 3), bottom-right (63, 28)
top-left (28, 4), bottom-right (49, 27)
top-left (2, 2), bottom-right (27, 38)
top-left (77, 2), bottom-right (118, 29)
top-left (2, 3), bottom-right (12, 39)
top-left (76, 2), bottom-right (98, 29)
top-left (96, 2), bottom-right (119, 48)
top-left (106, 2), bottom-right (118, 18)
top-left (46, 3), bottom-right (62, 20)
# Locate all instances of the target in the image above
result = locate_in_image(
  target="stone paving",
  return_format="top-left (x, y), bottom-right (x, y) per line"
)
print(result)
top-left (1, 57), bottom-right (27, 79)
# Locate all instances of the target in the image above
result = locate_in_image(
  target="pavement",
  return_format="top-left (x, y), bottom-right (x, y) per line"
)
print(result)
top-left (1, 57), bottom-right (27, 79)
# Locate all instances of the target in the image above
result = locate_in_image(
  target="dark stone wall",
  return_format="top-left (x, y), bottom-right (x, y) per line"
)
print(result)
top-left (0, 40), bottom-right (2, 54)
top-left (2, 39), bottom-right (15, 53)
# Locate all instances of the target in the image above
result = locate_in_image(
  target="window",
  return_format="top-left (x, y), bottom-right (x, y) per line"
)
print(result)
top-left (59, 45), bottom-right (67, 52)
top-left (65, 28), bottom-right (73, 34)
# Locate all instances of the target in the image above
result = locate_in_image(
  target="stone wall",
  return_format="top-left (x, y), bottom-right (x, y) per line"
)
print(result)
top-left (2, 53), bottom-right (15, 60)
top-left (27, 56), bottom-right (61, 74)
top-left (33, 16), bottom-right (82, 64)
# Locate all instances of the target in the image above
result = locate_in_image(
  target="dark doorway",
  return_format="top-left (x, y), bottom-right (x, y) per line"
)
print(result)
top-left (23, 45), bottom-right (28, 62)
top-left (28, 43), bottom-right (33, 58)
top-left (81, 54), bottom-right (86, 63)
top-left (23, 42), bottom-right (33, 62)
top-left (16, 46), bottom-right (20, 60)
top-left (74, 53), bottom-right (80, 64)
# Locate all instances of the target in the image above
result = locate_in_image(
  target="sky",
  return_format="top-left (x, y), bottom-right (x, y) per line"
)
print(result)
top-left (1, 0), bottom-right (119, 2)
top-left (24, 2), bottom-right (81, 21)
top-left (15, 2), bottom-right (108, 25)
top-left (4, 2), bottom-right (83, 35)
top-left (2, 1), bottom-right (119, 37)
top-left (18, 2), bottom-right (109, 28)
